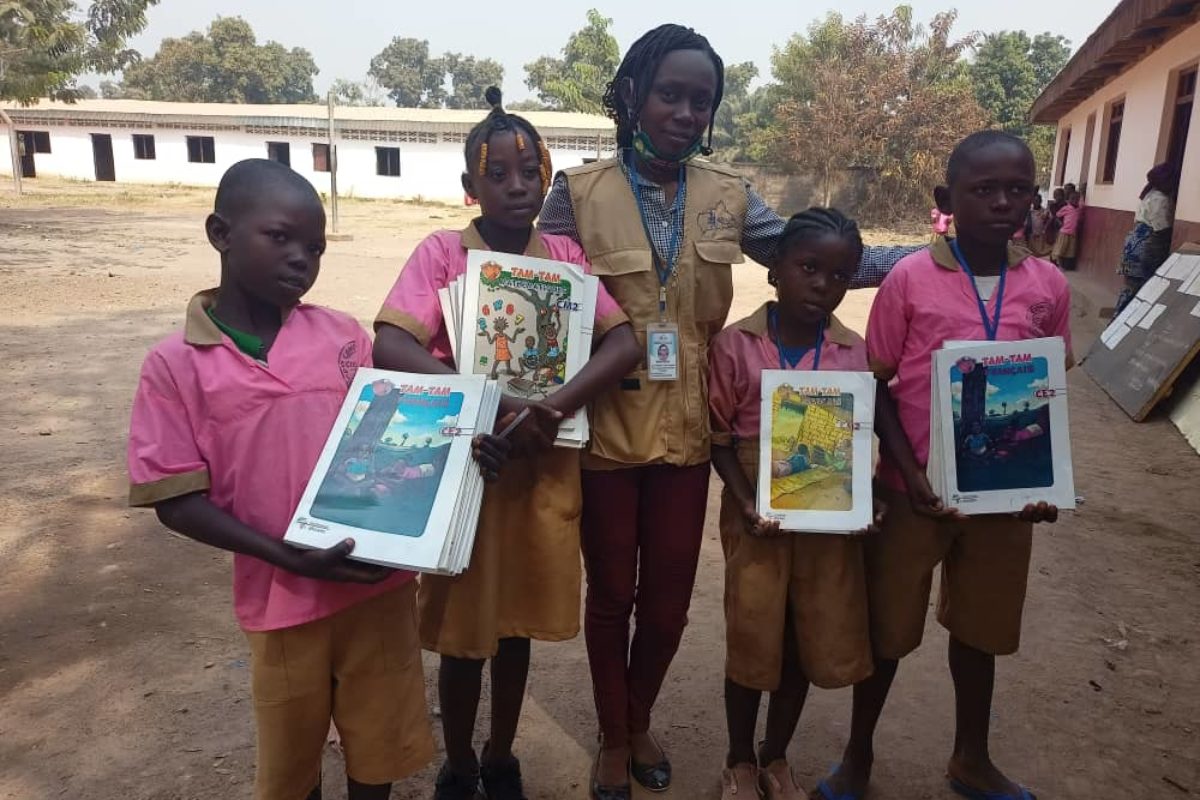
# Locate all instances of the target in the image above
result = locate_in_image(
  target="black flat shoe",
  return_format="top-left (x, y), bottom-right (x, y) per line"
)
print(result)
top-left (479, 742), bottom-right (527, 800)
top-left (434, 761), bottom-right (483, 800)
top-left (630, 733), bottom-right (671, 793)
top-left (590, 745), bottom-right (631, 800)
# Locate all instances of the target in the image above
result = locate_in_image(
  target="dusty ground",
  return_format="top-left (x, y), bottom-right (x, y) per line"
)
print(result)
top-left (0, 179), bottom-right (1197, 800)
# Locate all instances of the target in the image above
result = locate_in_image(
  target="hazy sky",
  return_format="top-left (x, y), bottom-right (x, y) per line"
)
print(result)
top-left (120, 1), bottom-right (1120, 99)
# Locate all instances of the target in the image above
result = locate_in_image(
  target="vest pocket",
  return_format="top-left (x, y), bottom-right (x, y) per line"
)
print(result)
top-left (589, 248), bottom-right (657, 324)
top-left (693, 239), bottom-right (740, 328)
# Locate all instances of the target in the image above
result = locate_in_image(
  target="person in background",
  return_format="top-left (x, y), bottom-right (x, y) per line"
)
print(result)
top-left (537, 24), bottom-right (921, 800)
top-left (931, 207), bottom-right (954, 242)
top-left (1028, 194), bottom-right (1050, 257)
top-left (1115, 163), bottom-right (1180, 314)
top-left (1051, 190), bottom-right (1081, 271)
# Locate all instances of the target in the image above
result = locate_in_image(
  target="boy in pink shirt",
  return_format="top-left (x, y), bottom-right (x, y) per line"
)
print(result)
top-left (709, 208), bottom-right (895, 800)
top-left (128, 159), bottom-right (507, 800)
top-left (819, 132), bottom-right (1069, 800)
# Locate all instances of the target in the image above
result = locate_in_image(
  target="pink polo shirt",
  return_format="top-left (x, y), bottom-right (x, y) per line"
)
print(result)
top-left (375, 222), bottom-right (629, 360)
top-left (1057, 203), bottom-right (1081, 235)
top-left (128, 291), bottom-right (412, 632)
top-left (709, 302), bottom-right (869, 447)
top-left (866, 239), bottom-right (1073, 491)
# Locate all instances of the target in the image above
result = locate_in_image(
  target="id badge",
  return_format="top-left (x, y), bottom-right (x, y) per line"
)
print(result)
top-left (646, 323), bottom-right (680, 381)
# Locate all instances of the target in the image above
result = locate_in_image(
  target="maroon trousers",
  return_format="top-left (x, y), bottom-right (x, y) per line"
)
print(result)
top-left (580, 462), bottom-right (711, 745)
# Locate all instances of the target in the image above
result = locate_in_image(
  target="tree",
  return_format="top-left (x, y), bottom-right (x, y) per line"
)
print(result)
top-left (119, 17), bottom-right (318, 103)
top-left (710, 61), bottom-right (769, 162)
top-left (765, 7), bottom-right (987, 217)
top-left (969, 31), bottom-right (1071, 186)
top-left (330, 76), bottom-right (387, 107)
top-left (523, 9), bottom-right (619, 114)
top-left (368, 37), bottom-right (446, 108)
top-left (442, 54), bottom-right (504, 109)
top-left (1, 0), bottom-right (159, 103)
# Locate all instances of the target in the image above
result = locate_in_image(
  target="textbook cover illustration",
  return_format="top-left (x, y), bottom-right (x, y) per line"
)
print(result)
top-left (757, 370), bottom-right (876, 533)
top-left (285, 369), bottom-right (500, 574)
top-left (928, 337), bottom-right (1075, 514)
top-left (443, 250), bottom-right (600, 448)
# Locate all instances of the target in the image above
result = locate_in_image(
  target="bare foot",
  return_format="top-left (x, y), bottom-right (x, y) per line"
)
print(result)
top-left (629, 730), bottom-right (665, 766)
top-left (814, 751), bottom-right (871, 799)
top-left (596, 743), bottom-right (630, 787)
top-left (946, 754), bottom-right (1027, 797)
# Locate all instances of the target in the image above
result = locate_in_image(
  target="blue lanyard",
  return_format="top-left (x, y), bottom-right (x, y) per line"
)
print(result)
top-left (625, 151), bottom-right (686, 315)
top-left (769, 305), bottom-right (824, 370)
top-left (949, 238), bottom-right (1006, 341)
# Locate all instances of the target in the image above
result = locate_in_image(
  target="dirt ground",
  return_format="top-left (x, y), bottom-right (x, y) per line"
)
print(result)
top-left (1, 180), bottom-right (1197, 800)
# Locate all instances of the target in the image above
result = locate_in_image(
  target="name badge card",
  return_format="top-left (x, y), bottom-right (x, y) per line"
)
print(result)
top-left (646, 323), bottom-right (679, 381)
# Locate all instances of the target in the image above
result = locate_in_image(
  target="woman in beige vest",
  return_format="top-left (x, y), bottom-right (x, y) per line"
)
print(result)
top-left (539, 24), bottom-right (916, 800)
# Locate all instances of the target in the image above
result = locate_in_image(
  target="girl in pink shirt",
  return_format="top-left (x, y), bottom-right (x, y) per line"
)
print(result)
top-left (709, 208), bottom-right (894, 800)
top-left (372, 88), bottom-right (640, 800)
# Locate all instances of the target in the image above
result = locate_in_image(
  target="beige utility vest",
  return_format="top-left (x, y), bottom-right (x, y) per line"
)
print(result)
top-left (565, 157), bottom-right (748, 469)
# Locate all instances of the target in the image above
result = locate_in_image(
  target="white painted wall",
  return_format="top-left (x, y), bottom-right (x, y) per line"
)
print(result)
top-left (1048, 20), bottom-right (1200, 222)
top-left (0, 125), bottom-right (609, 202)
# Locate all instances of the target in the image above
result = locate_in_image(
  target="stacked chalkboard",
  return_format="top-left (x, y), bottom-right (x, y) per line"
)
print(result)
top-left (1084, 243), bottom-right (1200, 421)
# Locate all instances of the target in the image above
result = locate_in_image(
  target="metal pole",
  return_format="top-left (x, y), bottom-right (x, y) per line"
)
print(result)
top-left (0, 109), bottom-right (22, 196)
top-left (327, 91), bottom-right (339, 234)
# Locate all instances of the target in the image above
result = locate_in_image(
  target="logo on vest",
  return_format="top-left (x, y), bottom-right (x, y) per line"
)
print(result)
top-left (697, 201), bottom-right (738, 235)
top-left (338, 340), bottom-right (358, 386)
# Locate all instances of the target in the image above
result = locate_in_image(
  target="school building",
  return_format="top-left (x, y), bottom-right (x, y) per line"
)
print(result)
top-left (0, 99), bottom-right (616, 202)
top-left (1031, 0), bottom-right (1200, 291)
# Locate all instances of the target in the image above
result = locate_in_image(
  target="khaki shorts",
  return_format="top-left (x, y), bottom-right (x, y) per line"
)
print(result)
top-left (246, 581), bottom-right (434, 799)
top-left (866, 488), bottom-right (1033, 659)
top-left (1052, 232), bottom-right (1077, 260)
top-left (720, 443), bottom-right (872, 691)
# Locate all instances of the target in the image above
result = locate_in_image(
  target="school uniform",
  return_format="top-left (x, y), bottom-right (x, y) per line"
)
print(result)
top-left (375, 222), bottom-right (629, 659)
top-left (709, 303), bottom-right (873, 691)
top-left (865, 237), bottom-right (1073, 658)
top-left (1052, 204), bottom-right (1081, 260)
top-left (128, 291), bottom-right (433, 799)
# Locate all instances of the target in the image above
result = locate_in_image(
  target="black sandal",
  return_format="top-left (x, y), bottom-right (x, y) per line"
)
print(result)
top-left (630, 732), bottom-right (671, 793)
top-left (591, 738), bottom-right (631, 800)
top-left (479, 741), bottom-right (527, 800)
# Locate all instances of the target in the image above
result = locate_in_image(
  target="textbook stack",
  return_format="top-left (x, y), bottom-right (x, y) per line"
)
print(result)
top-left (285, 368), bottom-right (501, 574)
top-left (927, 337), bottom-right (1075, 515)
top-left (439, 249), bottom-right (600, 448)
top-left (756, 370), bottom-right (877, 533)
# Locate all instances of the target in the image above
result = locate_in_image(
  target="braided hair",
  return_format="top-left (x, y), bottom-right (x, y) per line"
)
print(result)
top-left (769, 207), bottom-right (864, 285)
top-left (601, 24), bottom-right (725, 155)
top-left (464, 86), bottom-right (553, 194)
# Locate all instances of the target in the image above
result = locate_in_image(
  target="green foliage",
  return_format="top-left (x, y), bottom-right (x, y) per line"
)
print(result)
top-left (117, 16), bottom-right (318, 103)
top-left (442, 53), bottom-right (505, 110)
top-left (329, 77), bottom-right (387, 107)
top-left (0, 0), bottom-right (158, 103)
top-left (763, 6), bottom-right (989, 219)
top-left (969, 31), bottom-right (1070, 186)
top-left (523, 9), bottom-right (619, 114)
top-left (711, 61), bottom-right (772, 163)
top-left (368, 36), bottom-right (446, 108)
top-left (368, 37), bottom-right (504, 109)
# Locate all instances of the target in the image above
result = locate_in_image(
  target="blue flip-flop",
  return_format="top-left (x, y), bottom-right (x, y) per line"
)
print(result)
top-left (948, 777), bottom-right (1037, 800)
top-left (814, 764), bottom-right (864, 800)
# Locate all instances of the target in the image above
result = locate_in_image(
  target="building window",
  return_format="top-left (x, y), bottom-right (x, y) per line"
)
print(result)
top-left (312, 143), bottom-right (330, 172)
top-left (376, 146), bottom-right (400, 177)
top-left (1055, 127), bottom-right (1071, 187)
top-left (266, 141), bottom-right (291, 167)
top-left (186, 136), bottom-right (216, 164)
top-left (132, 134), bottom-right (156, 160)
top-left (1100, 99), bottom-right (1124, 184)
top-left (1166, 65), bottom-right (1196, 168)
top-left (19, 131), bottom-right (51, 153)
